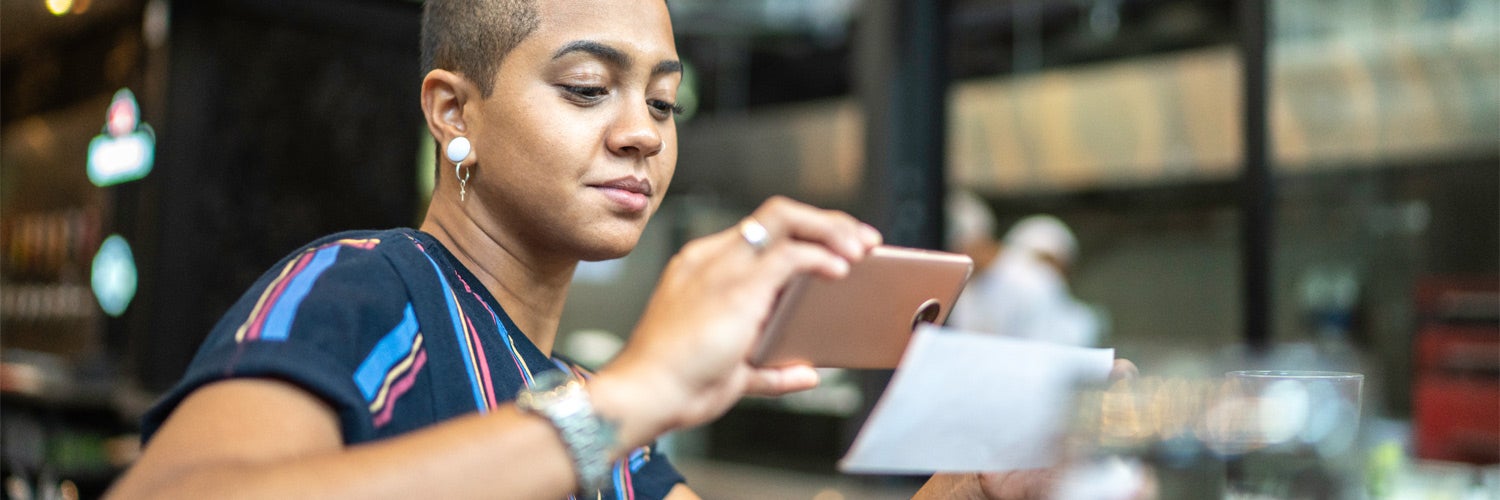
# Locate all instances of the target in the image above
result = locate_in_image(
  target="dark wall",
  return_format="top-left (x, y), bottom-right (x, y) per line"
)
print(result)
top-left (138, 0), bottom-right (422, 391)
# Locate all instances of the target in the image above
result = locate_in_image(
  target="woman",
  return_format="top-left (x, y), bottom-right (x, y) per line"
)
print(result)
top-left (107, 1), bottom-right (1123, 498)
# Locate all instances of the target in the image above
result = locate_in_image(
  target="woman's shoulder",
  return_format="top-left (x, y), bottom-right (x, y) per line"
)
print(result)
top-left (227, 229), bottom-right (423, 327)
top-left (300, 228), bottom-right (418, 252)
top-left (239, 228), bottom-right (428, 303)
top-left (283, 228), bottom-right (433, 268)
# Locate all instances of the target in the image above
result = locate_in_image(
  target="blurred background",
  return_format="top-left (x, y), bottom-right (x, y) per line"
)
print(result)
top-left (1, 0), bottom-right (1495, 498)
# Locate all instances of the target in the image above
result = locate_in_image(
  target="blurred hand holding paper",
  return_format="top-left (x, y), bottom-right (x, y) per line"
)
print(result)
top-left (839, 324), bottom-right (1115, 474)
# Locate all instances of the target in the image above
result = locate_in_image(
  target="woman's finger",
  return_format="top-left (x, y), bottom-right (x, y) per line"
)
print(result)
top-left (1110, 359), bottom-right (1139, 382)
top-left (748, 196), bottom-right (881, 262)
top-left (753, 237), bottom-right (863, 287)
top-left (743, 365), bottom-right (821, 396)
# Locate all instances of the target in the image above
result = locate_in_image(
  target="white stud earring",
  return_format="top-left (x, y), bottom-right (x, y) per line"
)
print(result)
top-left (447, 137), bottom-right (472, 201)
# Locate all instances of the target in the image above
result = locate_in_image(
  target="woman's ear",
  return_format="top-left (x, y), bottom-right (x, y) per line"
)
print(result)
top-left (420, 69), bottom-right (473, 148)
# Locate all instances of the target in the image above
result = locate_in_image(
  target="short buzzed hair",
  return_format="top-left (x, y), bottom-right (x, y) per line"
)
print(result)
top-left (421, 0), bottom-right (540, 97)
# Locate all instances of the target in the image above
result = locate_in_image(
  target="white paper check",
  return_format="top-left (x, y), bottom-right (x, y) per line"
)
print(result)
top-left (839, 324), bottom-right (1115, 474)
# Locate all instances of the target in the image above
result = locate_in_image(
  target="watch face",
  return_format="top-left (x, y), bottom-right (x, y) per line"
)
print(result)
top-left (514, 368), bottom-right (615, 492)
top-left (517, 369), bottom-right (579, 411)
top-left (531, 369), bottom-right (574, 391)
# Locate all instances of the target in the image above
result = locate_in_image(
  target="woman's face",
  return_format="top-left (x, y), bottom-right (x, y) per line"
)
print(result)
top-left (466, 0), bottom-right (680, 262)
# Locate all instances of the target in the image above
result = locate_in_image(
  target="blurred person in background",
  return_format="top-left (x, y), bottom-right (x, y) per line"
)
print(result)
top-left (105, 1), bottom-right (1133, 499)
top-left (947, 191), bottom-right (1103, 347)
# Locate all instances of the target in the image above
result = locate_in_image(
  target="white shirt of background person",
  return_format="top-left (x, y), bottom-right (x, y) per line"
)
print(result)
top-left (946, 192), bottom-right (1100, 346)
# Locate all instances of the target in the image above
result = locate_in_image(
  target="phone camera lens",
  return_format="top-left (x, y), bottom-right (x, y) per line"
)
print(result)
top-left (911, 299), bottom-right (942, 330)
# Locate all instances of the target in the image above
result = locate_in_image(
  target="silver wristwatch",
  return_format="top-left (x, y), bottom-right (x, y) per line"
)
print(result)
top-left (516, 370), bottom-right (618, 492)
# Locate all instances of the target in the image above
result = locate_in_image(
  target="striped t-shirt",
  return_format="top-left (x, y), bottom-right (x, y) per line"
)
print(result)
top-left (143, 228), bottom-right (685, 499)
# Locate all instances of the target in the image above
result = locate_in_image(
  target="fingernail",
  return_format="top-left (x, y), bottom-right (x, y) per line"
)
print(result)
top-left (832, 258), bottom-right (850, 276)
top-left (798, 366), bottom-right (821, 385)
top-left (845, 240), bottom-right (864, 258)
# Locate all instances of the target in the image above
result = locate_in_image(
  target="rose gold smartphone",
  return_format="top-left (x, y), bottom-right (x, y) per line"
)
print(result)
top-left (750, 245), bottom-right (973, 369)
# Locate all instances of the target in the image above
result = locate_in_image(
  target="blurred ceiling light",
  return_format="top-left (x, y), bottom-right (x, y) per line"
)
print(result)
top-left (46, 0), bottom-right (73, 16)
top-left (92, 234), bottom-right (138, 317)
top-left (88, 88), bottom-right (156, 187)
top-left (19, 117), bottom-right (59, 158)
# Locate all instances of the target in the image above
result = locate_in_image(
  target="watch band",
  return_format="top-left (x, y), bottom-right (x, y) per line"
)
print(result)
top-left (516, 370), bottom-right (618, 492)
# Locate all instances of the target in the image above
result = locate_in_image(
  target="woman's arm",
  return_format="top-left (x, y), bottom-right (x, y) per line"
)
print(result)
top-left (665, 484), bottom-right (703, 499)
top-left (107, 378), bottom-right (586, 499)
top-left (110, 370), bottom-right (701, 499)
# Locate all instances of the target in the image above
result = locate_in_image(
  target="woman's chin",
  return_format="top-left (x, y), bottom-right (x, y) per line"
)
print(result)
top-left (576, 234), bottom-right (641, 262)
top-left (578, 247), bottom-right (633, 263)
top-left (555, 216), bottom-right (650, 262)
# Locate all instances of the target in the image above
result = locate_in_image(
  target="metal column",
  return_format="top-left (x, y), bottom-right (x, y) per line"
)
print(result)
top-left (855, 0), bottom-right (950, 250)
top-left (1239, 0), bottom-right (1273, 353)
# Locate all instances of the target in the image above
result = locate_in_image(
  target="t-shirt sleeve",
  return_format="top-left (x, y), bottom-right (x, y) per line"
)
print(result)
top-left (627, 442), bottom-right (688, 499)
top-left (140, 235), bottom-right (408, 443)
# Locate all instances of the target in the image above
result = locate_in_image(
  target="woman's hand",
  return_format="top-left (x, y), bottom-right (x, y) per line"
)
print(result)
top-left (591, 196), bottom-right (881, 447)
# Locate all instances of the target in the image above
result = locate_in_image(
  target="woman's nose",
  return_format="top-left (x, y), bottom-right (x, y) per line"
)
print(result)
top-left (606, 103), bottom-right (665, 159)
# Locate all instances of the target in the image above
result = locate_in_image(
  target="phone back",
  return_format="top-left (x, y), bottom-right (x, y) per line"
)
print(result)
top-left (752, 246), bottom-right (973, 369)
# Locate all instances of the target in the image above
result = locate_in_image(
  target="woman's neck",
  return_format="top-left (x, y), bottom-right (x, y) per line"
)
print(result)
top-left (419, 200), bottom-right (576, 355)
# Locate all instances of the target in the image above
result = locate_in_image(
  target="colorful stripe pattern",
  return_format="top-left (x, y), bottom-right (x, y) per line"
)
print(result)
top-left (404, 235), bottom-right (497, 412)
top-left (405, 233), bottom-right (655, 499)
top-left (449, 269), bottom-right (534, 388)
top-left (234, 238), bottom-right (380, 343)
top-left (353, 303), bottom-right (428, 427)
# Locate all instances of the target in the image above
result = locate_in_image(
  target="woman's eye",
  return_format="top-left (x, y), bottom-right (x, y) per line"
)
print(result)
top-left (649, 99), bottom-right (684, 118)
top-left (562, 86), bottom-right (608, 101)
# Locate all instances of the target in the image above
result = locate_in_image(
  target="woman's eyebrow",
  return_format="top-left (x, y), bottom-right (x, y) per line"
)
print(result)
top-left (553, 40), bottom-right (681, 77)
top-left (653, 60), bottom-right (682, 76)
top-left (553, 40), bottom-right (630, 68)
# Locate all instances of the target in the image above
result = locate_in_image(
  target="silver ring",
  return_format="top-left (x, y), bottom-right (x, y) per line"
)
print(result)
top-left (739, 218), bottom-right (770, 253)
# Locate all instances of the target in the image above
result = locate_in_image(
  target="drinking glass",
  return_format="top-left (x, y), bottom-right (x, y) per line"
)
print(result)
top-left (1219, 370), bottom-right (1364, 500)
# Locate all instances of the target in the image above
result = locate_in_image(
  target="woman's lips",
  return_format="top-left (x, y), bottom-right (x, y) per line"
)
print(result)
top-left (591, 177), bottom-right (653, 213)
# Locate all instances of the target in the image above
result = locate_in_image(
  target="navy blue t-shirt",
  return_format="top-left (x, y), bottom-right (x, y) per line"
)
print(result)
top-left (142, 228), bottom-right (685, 499)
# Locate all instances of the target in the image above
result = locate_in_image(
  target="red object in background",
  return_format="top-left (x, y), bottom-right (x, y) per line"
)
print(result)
top-left (1411, 277), bottom-right (1500, 464)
